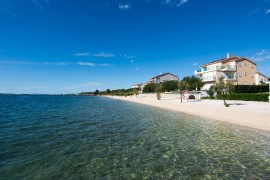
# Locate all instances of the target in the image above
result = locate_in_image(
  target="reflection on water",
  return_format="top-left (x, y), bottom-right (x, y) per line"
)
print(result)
top-left (0, 95), bottom-right (270, 179)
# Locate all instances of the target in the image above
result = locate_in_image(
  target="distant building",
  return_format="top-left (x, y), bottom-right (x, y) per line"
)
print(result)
top-left (194, 53), bottom-right (268, 90)
top-left (148, 72), bottom-right (179, 83)
top-left (132, 83), bottom-right (148, 92)
top-left (255, 72), bottom-right (268, 85)
top-left (132, 72), bottom-right (179, 92)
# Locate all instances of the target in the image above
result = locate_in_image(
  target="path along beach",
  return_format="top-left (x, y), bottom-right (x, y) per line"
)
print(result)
top-left (107, 94), bottom-right (270, 132)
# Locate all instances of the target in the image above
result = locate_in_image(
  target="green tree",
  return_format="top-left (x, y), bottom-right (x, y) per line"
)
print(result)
top-left (178, 81), bottom-right (190, 91)
top-left (225, 81), bottom-right (235, 94)
top-left (143, 83), bottom-right (156, 93)
top-left (207, 86), bottom-right (215, 99)
top-left (181, 76), bottom-right (203, 90)
top-left (106, 89), bottom-right (111, 94)
top-left (93, 89), bottom-right (99, 96)
top-left (133, 88), bottom-right (139, 97)
top-left (162, 80), bottom-right (178, 92)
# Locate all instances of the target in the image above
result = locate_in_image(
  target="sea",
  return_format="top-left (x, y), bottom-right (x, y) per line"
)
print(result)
top-left (0, 95), bottom-right (270, 179)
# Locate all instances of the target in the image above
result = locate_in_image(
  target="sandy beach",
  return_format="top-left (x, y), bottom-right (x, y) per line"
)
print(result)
top-left (107, 94), bottom-right (270, 132)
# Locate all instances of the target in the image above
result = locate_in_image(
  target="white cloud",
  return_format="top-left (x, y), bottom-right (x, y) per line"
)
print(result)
top-left (192, 62), bottom-right (198, 66)
top-left (77, 62), bottom-right (96, 66)
top-left (119, 4), bottom-right (131, 10)
top-left (266, 9), bottom-right (270, 14)
top-left (130, 60), bottom-right (135, 63)
top-left (92, 52), bottom-right (115, 58)
top-left (124, 54), bottom-right (135, 59)
top-left (77, 62), bottom-right (114, 67)
top-left (74, 52), bottom-right (90, 57)
top-left (177, 0), bottom-right (189, 6)
top-left (44, 62), bottom-right (69, 66)
top-left (75, 52), bottom-right (115, 58)
top-left (135, 67), bottom-right (140, 71)
top-left (161, 0), bottom-right (189, 6)
top-left (250, 50), bottom-right (270, 62)
top-left (247, 8), bottom-right (260, 17)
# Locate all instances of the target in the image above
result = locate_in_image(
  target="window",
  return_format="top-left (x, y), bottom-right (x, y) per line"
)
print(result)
top-left (245, 72), bottom-right (247, 76)
top-left (250, 72), bottom-right (254, 78)
top-left (238, 72), bottom-right (242, 77)
top-left (238, 62), bottom-right (242, 67)
top-left (245, 62), bottom-right (246, 66)
top-left (250, 64), bottom-right (253, 68)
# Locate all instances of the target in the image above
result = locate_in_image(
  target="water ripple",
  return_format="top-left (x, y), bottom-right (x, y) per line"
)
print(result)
top-left (0, 95), bottom-right (270, 179)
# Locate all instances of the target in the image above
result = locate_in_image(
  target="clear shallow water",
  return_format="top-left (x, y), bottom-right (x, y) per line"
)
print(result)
top-left (0, 95), bottom-right (270, 179)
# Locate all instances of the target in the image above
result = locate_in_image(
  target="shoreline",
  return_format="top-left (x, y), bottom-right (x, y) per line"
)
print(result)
top-left (105, 94), bottom-right (270, 133)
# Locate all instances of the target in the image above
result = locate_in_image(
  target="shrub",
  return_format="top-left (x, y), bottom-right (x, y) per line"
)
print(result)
top-left (234, 85), bottom-right (268, 93)
top-left (217, 93), bottom-right (268, 102)
top-left (162, 80), bottom-right (178, 92)
top-left (143, 83), bottom-right (156, 93)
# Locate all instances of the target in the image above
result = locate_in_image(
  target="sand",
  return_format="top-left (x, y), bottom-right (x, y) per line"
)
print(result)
top-left (106, 93), bottom-right (270, 132)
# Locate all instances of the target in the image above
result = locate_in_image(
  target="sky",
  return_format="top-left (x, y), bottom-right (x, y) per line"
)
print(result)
top-left (0, 0), bottom-right (270, 94)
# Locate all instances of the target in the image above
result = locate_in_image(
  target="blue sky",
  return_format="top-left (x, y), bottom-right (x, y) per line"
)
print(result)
top-left (0, 0), bottom-right (270, 94)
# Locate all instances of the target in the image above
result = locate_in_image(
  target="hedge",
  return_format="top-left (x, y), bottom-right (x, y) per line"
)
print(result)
top-left (217, 93), bottom-right (269, 102)
top-left (234, 85), bottom-right (269, 93)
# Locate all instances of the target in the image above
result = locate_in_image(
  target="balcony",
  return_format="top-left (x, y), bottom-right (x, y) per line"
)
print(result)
top-left (194, 65), bottom-right (237, 75)
top-left (194, 69), bottom-right (203, 75)
top-left (220, 65), bottom-right (236, 71)
top-left (202, 76), bottom-right (216, 82)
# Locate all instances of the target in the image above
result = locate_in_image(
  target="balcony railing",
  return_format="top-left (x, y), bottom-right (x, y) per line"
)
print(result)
top-left (195, 65), bottom-right (236, 75)
top-left (220, 65), bottom-right (236, 71)
top-left (202, 76), bottom-right (216, 82)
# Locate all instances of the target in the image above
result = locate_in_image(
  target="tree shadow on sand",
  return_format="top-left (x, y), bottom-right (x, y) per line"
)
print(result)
top-left (227, 103), bottom-right (246, 106)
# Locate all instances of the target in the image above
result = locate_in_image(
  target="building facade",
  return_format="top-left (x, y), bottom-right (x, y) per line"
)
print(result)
top-left (148, 72), bottom-right (179, 83)
top-left (194, 54), bottom-right (267, 90)
top-left (255, 72), bottom-right (268, 85)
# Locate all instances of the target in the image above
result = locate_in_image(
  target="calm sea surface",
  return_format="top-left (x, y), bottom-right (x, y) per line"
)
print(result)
top-left (0, 95), bottom-right (270, 179)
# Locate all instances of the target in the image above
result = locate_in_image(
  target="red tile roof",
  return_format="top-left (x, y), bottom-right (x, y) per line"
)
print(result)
top-left (201, 56), bottom-right (240, 67)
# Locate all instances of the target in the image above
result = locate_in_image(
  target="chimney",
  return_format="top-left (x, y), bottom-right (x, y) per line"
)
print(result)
top-left (227, 53), bottom-right (230, 59)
